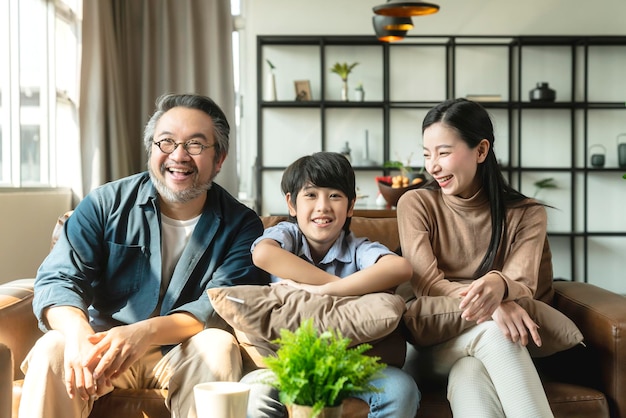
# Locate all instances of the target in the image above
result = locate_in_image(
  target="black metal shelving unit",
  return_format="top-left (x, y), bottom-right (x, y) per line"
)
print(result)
top-left (256, 34), bottom-right (626, 285)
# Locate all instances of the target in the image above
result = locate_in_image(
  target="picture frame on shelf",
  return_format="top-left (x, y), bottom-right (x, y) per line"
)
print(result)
top-left (294, 80), bottom-right (312, 101)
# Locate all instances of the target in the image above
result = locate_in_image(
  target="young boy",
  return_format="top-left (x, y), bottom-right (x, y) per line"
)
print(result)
top-left (241, 151), bottom-right (419, 418)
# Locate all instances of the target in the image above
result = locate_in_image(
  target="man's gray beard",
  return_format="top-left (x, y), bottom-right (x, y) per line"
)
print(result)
top-left (149, 167), bottom-right (213, 204)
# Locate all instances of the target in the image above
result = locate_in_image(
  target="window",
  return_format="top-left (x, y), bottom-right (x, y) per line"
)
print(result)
top-left (0, 0), bottom-right (81, 187)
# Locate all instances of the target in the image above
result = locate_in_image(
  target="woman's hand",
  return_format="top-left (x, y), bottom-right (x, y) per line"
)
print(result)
top-left (459, 273), bottom-right (506, 323)
top-left (492, 301), bottom-right (541, 347)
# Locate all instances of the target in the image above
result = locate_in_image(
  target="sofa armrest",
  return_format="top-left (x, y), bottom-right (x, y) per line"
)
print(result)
top-left (0, 279), bottom-right (42, 380)
top-left (551, 280), bottom-right (626, 418)
top-left (0, 343), bottom-right (12, 418)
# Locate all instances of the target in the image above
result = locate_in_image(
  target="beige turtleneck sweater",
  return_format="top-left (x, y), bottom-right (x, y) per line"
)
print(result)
top-left (397, 187), bottom-right (554, 304)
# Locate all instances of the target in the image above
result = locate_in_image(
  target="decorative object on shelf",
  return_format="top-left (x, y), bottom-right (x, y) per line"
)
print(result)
top-left (589, 144), bottom-right (606, 168)
top-left (263, 319), bottom-right (384, 418)
top-left (533, 177), bottom-right (558, 198)
top-left (376, 175), bottom-right (425, 208)
top-left (372, 0), bottom-right (440, 17)
top-left (294, 80), bottom-right (312, 101)
top-left (354, 82), bottom-right (365, 101)
top-left (339, 141), bottom-right (352, 163)
top-left (617, 133), bottom-right (626, 168)
top-left (330, 62), bottom-right (359, 101)
top-left (372, 15), bottom-right (413, 42)
top-left (383, 157), bottom-right (421, 180)
top-left (529, 82), bottom-right (556, 102)
top-left (375, 192), bottom-right (388, 207)
top-left (361, 129), bottom-right (377, 166)
top-left (265, 59), bottom-right (277, 101)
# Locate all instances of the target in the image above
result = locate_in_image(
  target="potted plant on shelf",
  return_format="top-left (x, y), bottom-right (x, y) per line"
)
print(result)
top-left (263, 319), bottom-right (385, 418)
top-left (330, 62), bottom-right (359, 101)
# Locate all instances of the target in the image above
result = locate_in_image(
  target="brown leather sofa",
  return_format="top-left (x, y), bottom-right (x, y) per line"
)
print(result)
top-left (0, 215), bottom-right (624, 418)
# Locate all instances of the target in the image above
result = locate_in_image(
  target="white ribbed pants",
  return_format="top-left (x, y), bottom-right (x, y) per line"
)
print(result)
top-left (427, 321), bottom-right (554, 418)
top-left (18, 328), bottom-right (242, 418)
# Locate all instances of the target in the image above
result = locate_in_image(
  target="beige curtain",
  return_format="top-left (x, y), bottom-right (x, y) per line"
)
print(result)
top-left (79, 0), bottom-right (237, 197)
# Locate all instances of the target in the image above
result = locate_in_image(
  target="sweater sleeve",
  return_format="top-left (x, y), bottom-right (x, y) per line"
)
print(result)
top-left (490, 203), bottom-right (548, 301)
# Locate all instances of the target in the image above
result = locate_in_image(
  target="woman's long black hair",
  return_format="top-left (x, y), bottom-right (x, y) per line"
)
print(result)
top-left (422, 98), bottom-right (530, 277)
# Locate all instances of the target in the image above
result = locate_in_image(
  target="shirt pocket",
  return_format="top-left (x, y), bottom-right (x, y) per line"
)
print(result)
top-left (102, 242), bottom-right (149, 297)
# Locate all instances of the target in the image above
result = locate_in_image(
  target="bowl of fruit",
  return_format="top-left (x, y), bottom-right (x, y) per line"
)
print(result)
top-left (376, 174), bottom-right (426, 208)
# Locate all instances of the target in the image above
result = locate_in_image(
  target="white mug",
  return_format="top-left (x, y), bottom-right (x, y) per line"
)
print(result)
top-left (193, 381), bottom-right (250, 418)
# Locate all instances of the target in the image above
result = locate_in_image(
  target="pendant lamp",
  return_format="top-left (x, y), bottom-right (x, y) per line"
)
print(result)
top-left (373, 0), bottom-right (439, 17)
top-left (373, 15), bottom-right (413, 42)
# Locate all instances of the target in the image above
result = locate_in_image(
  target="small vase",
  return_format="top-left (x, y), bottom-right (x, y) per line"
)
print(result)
top-left (355, 89), bottom-right (364, 102)
top-left (529, 82), bottom-right (556, 102)
top-left (265, 72), bottom-right (277, 101)
top-left (289, 404), bottom-right (343, 418)
top-left (341, 79), bottom-right (349, 101)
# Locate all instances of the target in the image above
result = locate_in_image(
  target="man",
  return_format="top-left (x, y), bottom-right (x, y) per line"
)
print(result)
top-left (19, 93), bottom-right (268, 418)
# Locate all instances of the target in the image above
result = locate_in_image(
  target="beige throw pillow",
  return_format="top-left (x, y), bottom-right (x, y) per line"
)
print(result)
top-left (402, 295), bottom-right (583, 357)
top-left (208, 285), bottom-right (405, 347)
top-left (208, 285), bottom-right (407, 366)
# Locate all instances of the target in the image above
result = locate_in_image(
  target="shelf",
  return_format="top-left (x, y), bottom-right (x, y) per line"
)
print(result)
top-left (256, 35), bottom-right (626, 290)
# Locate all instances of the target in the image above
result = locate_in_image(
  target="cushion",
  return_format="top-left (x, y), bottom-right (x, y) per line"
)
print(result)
top-left (402, 295), bottom-right (583, 357)
top-left (402, 296), bottom-right (474, 347)
top-left (207, 285), bottom-right (406, 364)
top-left (516, 297), bottom-right (584, 357)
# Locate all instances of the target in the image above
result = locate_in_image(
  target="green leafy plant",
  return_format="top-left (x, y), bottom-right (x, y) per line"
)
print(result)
top-left (266, 59), bottom-right (276, 71)
top-left (263, 319), bottom-right (384, 417)
top-left (330, 62), bottom-right (359, 81)
top-left (623, 173), bottom-right (626, 179)
top-left (533, 177), bottom-right (558, 198)
top-left (383, 160), bottom-right (413, 178)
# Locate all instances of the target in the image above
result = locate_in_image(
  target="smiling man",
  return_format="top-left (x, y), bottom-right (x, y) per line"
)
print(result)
top-left (19, 93), bottom-right (268, 418)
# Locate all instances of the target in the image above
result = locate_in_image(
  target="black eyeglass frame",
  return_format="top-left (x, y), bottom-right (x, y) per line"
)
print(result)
top-left (153, 139), bottom-right (215, 155)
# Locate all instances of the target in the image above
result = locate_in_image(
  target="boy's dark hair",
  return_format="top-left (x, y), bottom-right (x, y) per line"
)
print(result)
top-left (281, 152), bottom-right (356, 232)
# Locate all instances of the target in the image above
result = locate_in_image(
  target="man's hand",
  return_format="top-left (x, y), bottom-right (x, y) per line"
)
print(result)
top-left (84, 322), bottom-right (154, 381)
top-left (63, 332), bottom-right (104, 400)
top-left (492, 301), bottom-right (541, 347)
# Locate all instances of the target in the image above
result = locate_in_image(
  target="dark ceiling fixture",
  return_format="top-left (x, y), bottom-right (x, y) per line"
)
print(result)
top-left (372, 15), bottom-right (413, 43)
top-left (373, 0), bottom-right (440, 17)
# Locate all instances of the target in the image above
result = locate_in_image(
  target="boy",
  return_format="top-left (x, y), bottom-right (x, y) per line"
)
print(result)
top-left (242, 152), bottom-right (419, 418)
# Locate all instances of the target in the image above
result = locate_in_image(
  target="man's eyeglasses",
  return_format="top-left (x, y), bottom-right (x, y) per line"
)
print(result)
top-left (153, 139), bottom-right (215, 156)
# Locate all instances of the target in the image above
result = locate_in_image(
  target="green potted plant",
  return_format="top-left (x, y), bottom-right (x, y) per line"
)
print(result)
top-left (330, 62), bottom-right (359, 101)
top-left (263, 319), bottom-right (385, 418)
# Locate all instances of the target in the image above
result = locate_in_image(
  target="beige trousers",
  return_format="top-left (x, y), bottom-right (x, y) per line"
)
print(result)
top-left (425, 321), bottom-right (554, 418)
top-left (18, 328), bottom-right (242, 418)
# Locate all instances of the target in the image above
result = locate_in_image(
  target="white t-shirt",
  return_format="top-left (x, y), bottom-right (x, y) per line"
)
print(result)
top-left (160, 213), bottom-right (201, 295)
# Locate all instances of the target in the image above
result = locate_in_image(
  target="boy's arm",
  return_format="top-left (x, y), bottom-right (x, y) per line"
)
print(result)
top-left (252, 239), bottom-right (339, 285)
top-left (317, 254), bottom-right (412, 296)
top-left (284, 254), bottom-right (412, 297)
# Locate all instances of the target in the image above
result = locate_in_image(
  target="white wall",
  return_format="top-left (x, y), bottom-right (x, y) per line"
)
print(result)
top-left (237, 0), bottom-right (626, 293)
top-left (0, 189), bottom-right (73, 284)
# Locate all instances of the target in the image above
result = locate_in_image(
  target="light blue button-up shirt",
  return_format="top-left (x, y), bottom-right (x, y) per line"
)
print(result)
top-left (251, 221), bottom-right (394, 282)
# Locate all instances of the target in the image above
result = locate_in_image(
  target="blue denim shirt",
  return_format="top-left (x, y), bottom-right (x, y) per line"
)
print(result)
top-left (251, 221), bottom-right (394, 282)
top-left (34, 172), bottom-right (268, 333)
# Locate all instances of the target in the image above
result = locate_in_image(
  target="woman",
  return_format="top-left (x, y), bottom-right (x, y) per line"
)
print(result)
top-left (397, 98), bottom-right (554, 417)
